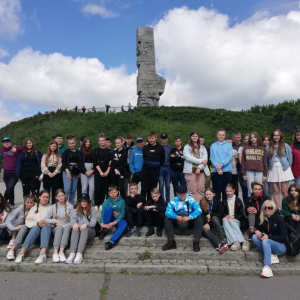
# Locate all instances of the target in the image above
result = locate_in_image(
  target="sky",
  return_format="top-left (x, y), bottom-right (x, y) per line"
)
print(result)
top-left (0, 0), bottom-right (300, 128)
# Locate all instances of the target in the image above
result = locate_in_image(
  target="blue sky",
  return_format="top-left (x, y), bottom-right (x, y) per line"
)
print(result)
top-left (0, 0), bottom-right (300, 128)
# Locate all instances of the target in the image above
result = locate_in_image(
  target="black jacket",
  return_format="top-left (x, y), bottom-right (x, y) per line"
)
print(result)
top-left (222, 197), bottom-right (245, 222)
top-left (125, 194), bottom-right (146, 208)
top-left (110, 148), bottom-right (127, 174)
top-left (142, 143), bottom-right (165, 169)
top-left (201, 198), bottom-right (223, 224)
top-left (144, 197), bottom-right (166, 213)
top-left (93, 147), bottom-right (110, 172)
top-left (258, 212), bottom-right (287, 243)
top-left (170, 147), bottom-right (184, 172)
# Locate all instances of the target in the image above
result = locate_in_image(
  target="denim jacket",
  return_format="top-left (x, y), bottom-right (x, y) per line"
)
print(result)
top-left (266, 143), bottom-right (293, 171)
top-left (183, 144), bottom-right (210, 176)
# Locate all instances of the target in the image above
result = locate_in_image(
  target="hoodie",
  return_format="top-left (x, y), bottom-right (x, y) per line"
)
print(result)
top-left (129, 147), bottom-right (143, 174)
top-left (100, 195), bottom-right (125, 224)
top-left (0, 146), bottom-right (23, 172)
top-left (210, 141), bottom-right (233, 172)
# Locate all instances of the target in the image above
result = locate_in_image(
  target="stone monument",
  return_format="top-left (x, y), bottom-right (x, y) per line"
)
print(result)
top-left (136, 27), bottom-right (166, 107)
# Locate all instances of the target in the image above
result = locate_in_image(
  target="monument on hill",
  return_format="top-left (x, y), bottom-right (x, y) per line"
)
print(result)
top-left (136, 27), bottom-right (166, 107)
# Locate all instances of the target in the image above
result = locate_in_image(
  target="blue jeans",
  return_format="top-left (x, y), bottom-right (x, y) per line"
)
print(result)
top-left (295, 177), bottom-right (300, 186)
top-left (246, 170), bottom-right (263, 196)
top-left (103, 206), bottom-right (127, 244)
top-left (222, 218), bottom-right (244, 244)
top-left (22, 225), bottom-right (52, 249)
top-left (63, 171), bottom-right (78, 205)
top-left (159, 167), bottom-right (171, 202)
top-left (252, 234), bottom-right (286, 266)
top-left (170, 170), bottom-right (186, 195)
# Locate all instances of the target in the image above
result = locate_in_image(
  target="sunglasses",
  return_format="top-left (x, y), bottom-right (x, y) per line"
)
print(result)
top-left (264, 206), bottom-right (273, 210)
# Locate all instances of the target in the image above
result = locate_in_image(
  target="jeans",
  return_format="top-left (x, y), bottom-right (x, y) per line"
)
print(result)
top-left (22, 225), bottom-right (52, 249)
top-left (212, 172), bottom-right (232, 202)
top-left (63, 171), bottom-right (78, 205)
top-left (202, 216), bottom-right (225, 247)
top-left (263, 180), bottom-right (273, 200)
top-left (222, 218), bottom-right (244, 244)
top-left (246, 171), bottom-right (263, 197)
top-left (159, 167), bottom-right (171, 202)
top-left (295, 177), bottom-right (300, 186)
top-left (3, 171), bottom-right (18, 205)
top-left (103, 206), bottom-right (127, 244)
top-left (170, 170), bottom-right (186, 195)
top-left (252, 234), bottom-right (287, 266)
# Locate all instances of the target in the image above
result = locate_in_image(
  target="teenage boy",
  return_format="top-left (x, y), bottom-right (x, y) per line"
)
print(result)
top-left (0, 137), bottom-right (23, 206)
top-left (162, 185), bottom-right (203, 252)
top-left (141, 131), bottom-right (165, 199)
top-left (159, 133), bottom-right (172, 203)
top-left (54, 134), bottom-right (68, 156)
top-left (105, 138), bottom-right (114, 154)
top-left (226, 137), bottom-right (239, 196)
top-left (99, 185), bottom-right (127, 250)
top-left (170, 136), bottom-right (186, 196)
top-left (125, 183), bottom-right (146, 237)
top-left (144, 188), bottom-right (166, 237)
top-left (130, 137), bottom-right (144, 184)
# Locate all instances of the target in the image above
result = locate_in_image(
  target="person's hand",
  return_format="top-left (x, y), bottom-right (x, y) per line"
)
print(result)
top-left (177, 216), bottom-right (184, 222)
top-left (115, 169), bottom-right (120, 175)
top-left (228, 216), bottom-right (234, 222)
top-left (48, 172), bottom-right (55, 178)
top-left (103, 171), bottom-right (109, 177)
top-left (14, 225), bottom-right (23, 231)
top-left (101, 223), bottom-right (108, 229)
top-left (218, 170), bottom-right (223, 175)
top-left (99, 170), bottom-right (104, 177)
top-left (262, 176), bottom-right (266, 182)
top-left (206, 214), bottom-right (211, 221)
top-left (260, 234), bottom-right (268, 241)
top-left (203, 223), bottom-right (210, 230)
top-left (11, 146), bottom-right (17, 153)
top-left (56, 220), bottom-right (63, 226)
top-left (195, 168), bottom-right (201, 174)
top-left (38, 220), bottom-right (47, 227)
top-left (247, 207), bottom-right (253, 214)
top-left (202, 160), bottom-right (207, 165)
top-left (80, 224), bottom-right (87, 231)
top-left (181, 156), bottom-right (185, 159)
top-left (181, 216), bottom-right (190, 222)
top-left (252, 208), bottom-right (257, 214)
top-left (255, 230), bottom-right (261, 237)
top-left (170, 154), bottom-right (175, 157)
top-left (73, 223), bottom-right (79, 231)
top-left (136, 203), bottom-right (143, 209)
top-left (243, 175), bottom-right (247, 181)
top-left (107, 221), bottom-right (116, 229)
top-left (216, 164), bottom-right (222, 170)
top-left (67, 172), bottom-right (72, 180)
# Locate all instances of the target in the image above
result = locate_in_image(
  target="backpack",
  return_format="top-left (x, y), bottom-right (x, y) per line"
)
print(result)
top-left (285, 223), bottom-right (300, 256)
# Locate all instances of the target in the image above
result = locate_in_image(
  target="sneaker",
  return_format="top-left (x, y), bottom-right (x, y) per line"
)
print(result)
top-left (193, 241), bottom-right (200, 252)
top-left (59, 252), bottom-right (66, 262)
top-left (156, 228), bottom-right (162, 237)
top-left (135, 227), bottom-right (141, 236)
top-left (126, 228), bottom-right (134, 237)
top-left (95, 206), bottom-right (99, 212)
top-left (74, 253), bottom-right (83, 264)
top-left (35, 253), bottom-right (47, 264)
top-left (7, 239), bottom-right (14, 249)
top-left (242, 240), bottom-right (250, 252)
top-left (52, 253), bottom-right (60, 263)
top-left (99, 205), bottom-right (102, 212)
top-left (65, 253), bottom-right (76, 264)
top-left (218, 241), bottom-right (228, 254)
top-left (105, 241), bottom-right (114, 250)
top-left (15, 252), bottom-right (24, 264)
top-left (6, 250), bottom-right (15, 260)
top-left (261, 266), bottom-right (274, 278)
top-left (271, 255), bottom-right (280, 264)
top-left (146, 227), bottom-right (155, 237)
top-left (230, 241), bottom-right (241, 251)
top-left (99, 229), bottom-right (107, 240)
top-left (162, 239), bottom-right (177, 251)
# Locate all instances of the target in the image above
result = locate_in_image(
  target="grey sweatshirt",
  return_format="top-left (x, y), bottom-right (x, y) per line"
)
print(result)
top-left (70, 207), bottom-right (97, 227)
top-left (44, 202), bottom-right (74, 226)
top-left (5, 205), bottom-right (28, 231)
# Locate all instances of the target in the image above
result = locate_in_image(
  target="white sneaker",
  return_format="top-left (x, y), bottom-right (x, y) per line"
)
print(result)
top-left (52, 253), bottom-right (60, 263)
top-left (59, 252), bottom-right (66, 262)
top-left (261, 266), bottom-right (274, 278)
top-left (7, 239), bottom-right (14, 249)
top-left (95, 206), bottom-right (99, 211)
top-left (35, 253), bottom-right (47, 264)
top-left (65, 253), bottom-right (76, 264)
top-left (7, 250), bottom-right (15, 260)
top-left (99, 205), bottom-right (102, 212)
top-left (271, 255), bottom-right (279, 264)
top-left (74, 253), bottom-right (83, 264)
top-left (15, 252), bottom-right (24, 264)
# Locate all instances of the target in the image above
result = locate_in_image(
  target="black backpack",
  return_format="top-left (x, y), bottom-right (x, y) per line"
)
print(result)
top-left (285, 223), bottom-right (300, 256)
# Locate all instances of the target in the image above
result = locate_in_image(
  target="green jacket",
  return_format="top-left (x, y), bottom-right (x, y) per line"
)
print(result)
top-left (282, 197), bottom-right (300, 218)
top-left (58, 144), bottom-right (68, 156)
top-left (100, 195), bottom-right (125, 224)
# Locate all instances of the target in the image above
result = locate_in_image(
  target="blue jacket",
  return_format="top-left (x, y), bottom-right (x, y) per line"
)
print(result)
top-left (129, 148), bottom-right (143, 174)
top-left (210, 141), bottom-right (233, 172)
top-left (166, 193), bottom-right (202, 220)
top-left (16, 150), bottom-right (43, 179)
top-left (266, 143), bottom-right (293, 171)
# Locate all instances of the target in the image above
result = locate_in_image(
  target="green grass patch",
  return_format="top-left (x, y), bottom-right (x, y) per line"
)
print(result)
top-left (138, 250), bottom-right (151, 261)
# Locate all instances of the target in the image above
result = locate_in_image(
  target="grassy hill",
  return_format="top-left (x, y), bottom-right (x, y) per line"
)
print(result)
top-left (1, 102), bottom-right (300, 152)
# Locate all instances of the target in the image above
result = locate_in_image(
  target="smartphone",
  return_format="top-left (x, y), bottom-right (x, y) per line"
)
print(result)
top-left (260, 233), bottom-right (265, 238)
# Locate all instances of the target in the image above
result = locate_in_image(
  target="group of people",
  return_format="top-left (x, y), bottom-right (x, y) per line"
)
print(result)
top-left (0, 128), bottom-right (300, 278)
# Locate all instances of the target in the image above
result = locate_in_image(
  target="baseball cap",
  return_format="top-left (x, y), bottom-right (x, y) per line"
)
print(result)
top-left (136, 136), bottom-right (144, 142)
top-left (176, 185), bottom-right (188, 194)
top-left (2, 137), bottom-right (12, 142)
top-left (160, 133), bottom-right (168, 139)
top-left (78, 193), bottom-right (91, 202)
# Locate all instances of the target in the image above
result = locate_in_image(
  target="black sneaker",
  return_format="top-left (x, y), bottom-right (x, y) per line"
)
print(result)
top-left (193, 241), bottom-right (200, 252)
top-left (105, 241), bottom-right (113, 250)
top-left (162, 239), bottom-right (177, 251)
top-left (99, 230), bottom-right (107, 240)
top-left (156, 228), bottom-right (162, 237)
top-left (146, 227), bottom-right (154, 237)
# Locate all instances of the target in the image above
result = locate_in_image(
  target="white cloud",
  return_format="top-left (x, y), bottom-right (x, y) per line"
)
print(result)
top-left (0, 0), bottom-right (23, 38)
top-left (82, 4), bottom-right (118, 18)
top-left (0, 48), bottom-right (136, 111)
top-left (0, 48), bottom-right (9, 58)
top-left (153, 6), bottom-right (300, 109)
top-left (0, 101), bottom-right (26, 128)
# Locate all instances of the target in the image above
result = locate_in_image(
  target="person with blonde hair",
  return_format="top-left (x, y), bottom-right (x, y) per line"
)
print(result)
top-left (252, 200), bottom-right (287, 278)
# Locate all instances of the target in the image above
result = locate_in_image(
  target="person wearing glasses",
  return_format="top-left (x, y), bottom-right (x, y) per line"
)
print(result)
top-left (252, 200), bottom-right (287, 278)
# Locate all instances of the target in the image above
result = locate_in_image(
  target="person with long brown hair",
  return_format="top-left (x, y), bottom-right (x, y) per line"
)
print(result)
top-left (16, 138), bottom-right (43, 198)
top-left (290, 129), bottom-right (300, 186)
top-left (183, 131), bottom-right (210, 203)
top-left (79, 138), bottom-right (95, 204)
top-left (266, 129), bottom-right (294, 209)
top-left (282, 183), bottom-right (300, 233)
top-left (0, 193), bottom-right (12, 240)
top-left (41, 140), bottom-right (62, 204)
top-left (262, 135), bottom-right (273, 199)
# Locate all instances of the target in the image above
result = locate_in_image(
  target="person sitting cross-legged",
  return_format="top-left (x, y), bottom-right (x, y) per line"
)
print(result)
top-left (162, 185), bottom-right (203, 252)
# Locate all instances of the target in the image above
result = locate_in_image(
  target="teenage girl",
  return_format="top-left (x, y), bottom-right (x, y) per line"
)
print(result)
top-left (290, 129), bottom-right (300, 186)
top-left (262, 135), bottom-right (273, 199)
top-left (0, 193), bottom-right (12, 240)
top-left (44, 189), bottom-right (74, 262)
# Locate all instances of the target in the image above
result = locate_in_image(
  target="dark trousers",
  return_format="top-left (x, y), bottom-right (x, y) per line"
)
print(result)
top-left (21, 176), bottom-right (41, 199)
top-left (43, 173), bottom-right (63, 204)
top-left (170, 170), bottom-right (186, 195)
top-left (231, 174), bottom-right (239, 197)
top-left (77, 177), bottom-right (82, 200)
top-left (94, 172), bottom-right (108, 206)
top-left (125, 205), bottom-right (144, 228)
top-left (141, 167), bottom-right (160, 199)
top-left (202, 215), bottom-right (225, 247)
top-left (111, 172), bottom-right (125, 199)
top-left (144, 211), bottom-right (164, 229)
top-left (3, 171), bottom-right (18, 205)
top-left (237, 167), bottom-right (248, 203)
top-left (131, 172), bottom-right (141, 184)
top-left (286, 216), bottom-right (300, 234)
top-left (164, 215), bottom-right (203, 239)
top-left (212, 172), bottom-right (232, 202)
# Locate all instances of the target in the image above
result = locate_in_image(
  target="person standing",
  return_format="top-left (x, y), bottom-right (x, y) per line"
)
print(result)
top-left (54, 134), bottom-right (68, 156)
top-left (129, 137), bottom-right (144, 184)
top-left (290, 129), bottom-right (300, 186)
top-left (0, 137), bottom-right (23, 206)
